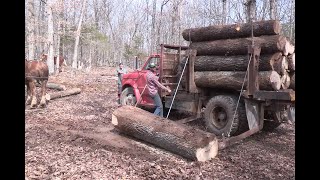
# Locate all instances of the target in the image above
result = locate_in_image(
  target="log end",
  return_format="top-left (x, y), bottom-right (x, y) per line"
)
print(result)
top-left (283, 41), bottom-right (295, 56)
top-left (281, 72), bottom-right (291, 89)
top-left (111, 114), bottom-right (118, 126)
top-left (196, 139), bottom-right (218, 162)
top-left (280, 56), bottom-right (289, 75)
top-left (269, 71), bottom-right (281, 90)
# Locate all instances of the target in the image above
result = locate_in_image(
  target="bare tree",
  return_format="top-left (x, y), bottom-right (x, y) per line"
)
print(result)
top-left (27, 0), bottom-right (36, 60)
top-left (72, 0), bottom-right (88, 69)
top-left (222, 0), bottom-right (227, 25)
top-left (244, 0), bottom-right (256, 22)
top-left (269, 0), bottom-right (277, 20)
top-left (46, 2), bottom-right (55, 74)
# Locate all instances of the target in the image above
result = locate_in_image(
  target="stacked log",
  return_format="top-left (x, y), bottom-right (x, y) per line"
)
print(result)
top-left (183, 20), bottom-right (295, 91)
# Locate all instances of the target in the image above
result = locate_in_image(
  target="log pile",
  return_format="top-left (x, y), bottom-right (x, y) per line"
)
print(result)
top-left (183, 20), bottom-right (295, 91)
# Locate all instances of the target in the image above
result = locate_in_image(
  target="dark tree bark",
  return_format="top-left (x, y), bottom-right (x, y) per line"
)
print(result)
top-left (194, 71), bottom-right (281, 91)
top-left (194, 52), bottom-right (284, 74)
top-left (287, 53), bottom-right (295, 71)
top-left (182, 20), bottom-right (280, 42)
top-left (189, 35), bottom-right (288, 56)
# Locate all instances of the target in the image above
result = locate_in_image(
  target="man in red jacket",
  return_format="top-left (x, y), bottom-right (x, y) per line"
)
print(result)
top-left (146, 63), bottom-right (171, 117)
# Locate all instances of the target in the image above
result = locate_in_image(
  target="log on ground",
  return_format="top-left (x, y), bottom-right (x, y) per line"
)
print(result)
top-left (112, 106), bottom-right (218, 162)
top-left (46, 88), bottom-right (81, 100)
top-left (36, 82), bottom-right (66, 91)
top-left (189, 35), bottom-right (288, 56)
top-left (194, 53), bottom-right (285, 74)
top-left (194, 71), bottom-right (281, 91)
top-left (182, 20), bottom-right (281, 42)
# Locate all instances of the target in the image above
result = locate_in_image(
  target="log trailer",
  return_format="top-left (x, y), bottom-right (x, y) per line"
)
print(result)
top-left (119, 43), bottom-right (295, 147)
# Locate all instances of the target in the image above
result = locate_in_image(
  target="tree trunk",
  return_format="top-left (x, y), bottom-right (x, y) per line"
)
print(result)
top-left (189, 35), bottom-right (288, 56)
top-left (194, 71), bottom-right (281, 91)
top-left (72, 0), bottom-right (88, 68)
top-left (46, 88), bottom-right (81, 100)
top-left (222, 0), bottom-right (227, 25)
top-left (46, 4), bottom-right (55, 74)
top-left (287, 53), bottom-right (295, 72)
top-left (112, 106), bottom-right (218, 162)
top-left (289, 73), bottom-right (295, 90)
top-left (280, 71), bottom-right (290, 89)
top-left (182, 20), bottom-right (280, 42)
top-left (269, 0), bottom-right (277, 20)
top-left (245, 0), bottom-right (256, 23)
top-left (27, 0), bottom-right (35, 60)
top-left (194, 52), bottom-right (284, 74)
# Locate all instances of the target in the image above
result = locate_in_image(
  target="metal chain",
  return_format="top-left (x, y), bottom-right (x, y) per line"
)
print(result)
top-left (165, 29), bottom-right (192, 119)
top-left (226, 53), bottom-right (252, 137)
top-left (226, 20), bottom-right (255, 137)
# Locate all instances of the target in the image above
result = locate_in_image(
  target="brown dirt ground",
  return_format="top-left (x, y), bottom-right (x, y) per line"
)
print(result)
top-left (25, 67), bottom-right (295, 180)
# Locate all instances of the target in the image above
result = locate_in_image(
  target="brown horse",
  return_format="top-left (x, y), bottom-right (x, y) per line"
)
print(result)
top-left (25, 59), bottom-right (49, 108)
top-left (40, 54), bottom-right (67, 72)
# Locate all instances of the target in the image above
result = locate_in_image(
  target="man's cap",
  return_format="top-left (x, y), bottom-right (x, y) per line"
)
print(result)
top-left (149, 62), bottom-right (156, 68)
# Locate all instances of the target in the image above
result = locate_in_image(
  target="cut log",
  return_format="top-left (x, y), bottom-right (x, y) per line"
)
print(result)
top-left (189, 35), bottom-right (287, 56)
top-left (287, 53), bottom-right (295, 72)
top-left (289, 73), bottom-right (295, 90)
top-left (272, 56), bottom-right (288, 75)
top-left (46, 88), bottom-right (81, 101)
top-left (36, 82), bottom-right (66, 91)
top-left (194, 71), bottom-right (281, 91)
top-left (281, 72), bottom-right (291, 89)
top-left (194, 53), bottom-right (284, 74)
top-left (182, 20), bottom-right (281, 42)
top-left (112, 106), bottom-right (218, 162)
top-left (283, 41), bottom-right (295, 56)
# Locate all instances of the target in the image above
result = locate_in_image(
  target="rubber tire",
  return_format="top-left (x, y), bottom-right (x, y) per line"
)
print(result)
top-left (204, 95), bottom-right (248, 136)
top-left (120, 87), bottom-right (136, 106)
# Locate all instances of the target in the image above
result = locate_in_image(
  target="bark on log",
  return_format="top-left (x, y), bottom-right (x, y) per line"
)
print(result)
top-left (112, 106), bottom-right (218, 162)
top-left (281, 71), bottom-right (291, 89)
top-left (287, 53), bottom-right (295, 72)
top-left (289, 73), bottom-right (295, 90)
top-left (46, 88), bottom-right (81, 100)
top-left (194, 53), bottom-right (284, 74)
top-left (182, 20), bottom-right (281, 42)
top-left (36, 82), bottom-right (66, 91)
top-left (194, 71), bottom-right (281, 91)
top-left (189, 35), bottom-right (288, 56)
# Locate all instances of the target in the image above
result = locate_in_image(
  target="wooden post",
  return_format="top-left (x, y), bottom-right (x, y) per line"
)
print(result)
top-left (247, 45), bottom-right (261, 95)
top-left (188, 49), bottom-right (198, 93)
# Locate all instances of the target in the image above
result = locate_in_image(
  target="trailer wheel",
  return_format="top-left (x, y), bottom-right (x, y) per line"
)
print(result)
top-left (120, 87), bottom-right (136, 106)
top-left (204, 95), bottom-right (248, 136)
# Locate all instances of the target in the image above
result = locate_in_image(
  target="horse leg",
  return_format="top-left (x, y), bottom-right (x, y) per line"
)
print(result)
top-left (30, 80), bottom-right (37, 108)
top-left (26, 82), bottom-right (32, 105)
top-left (39, 80), bottom-right (48, 108)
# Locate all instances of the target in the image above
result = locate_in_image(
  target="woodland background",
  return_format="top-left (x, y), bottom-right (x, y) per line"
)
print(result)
top-left (25, 0), bottom-right (295, 74)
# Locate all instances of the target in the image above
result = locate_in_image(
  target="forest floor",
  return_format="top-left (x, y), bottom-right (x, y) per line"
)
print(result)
top-left (25, 66), bottom-right (295, 180)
